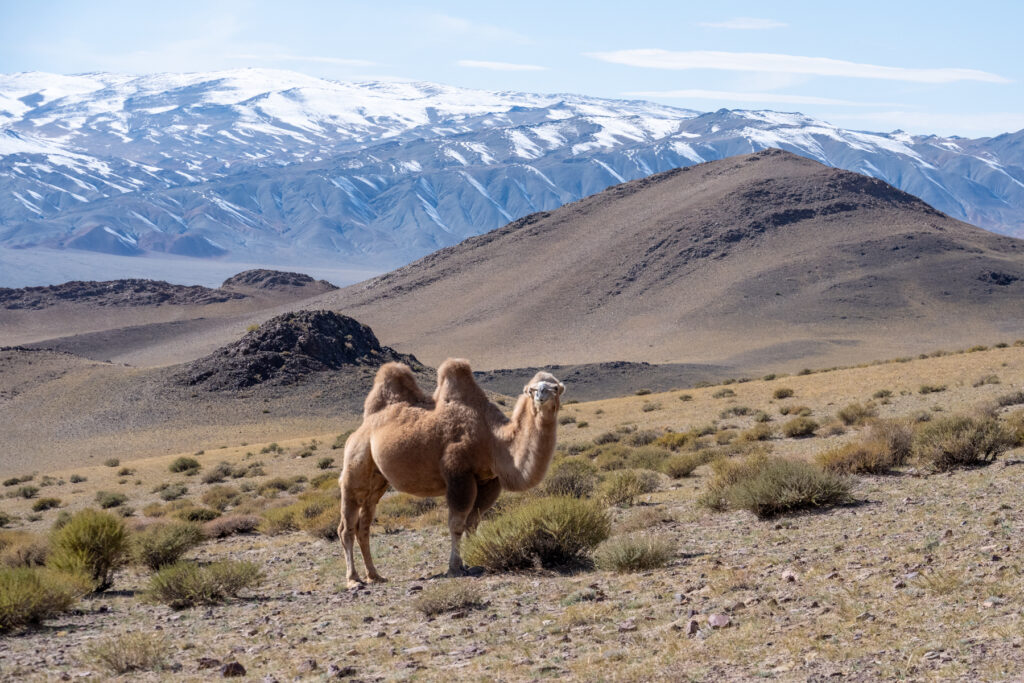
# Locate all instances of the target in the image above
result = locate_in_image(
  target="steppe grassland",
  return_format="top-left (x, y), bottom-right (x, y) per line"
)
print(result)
top-left (0, 344), bottom-right (1023, 680)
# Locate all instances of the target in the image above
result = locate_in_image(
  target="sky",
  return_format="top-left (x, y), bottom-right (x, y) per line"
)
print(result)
top-left (1, 0), bottom-right (1021, 137)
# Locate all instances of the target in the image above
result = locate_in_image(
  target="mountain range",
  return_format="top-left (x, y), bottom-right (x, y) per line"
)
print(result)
top-left (2, 68), bottom-right (1023, 285)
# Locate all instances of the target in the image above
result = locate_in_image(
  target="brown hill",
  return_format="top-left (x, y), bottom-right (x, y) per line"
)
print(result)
top-left (324, 149), bottom-right (1024, 370)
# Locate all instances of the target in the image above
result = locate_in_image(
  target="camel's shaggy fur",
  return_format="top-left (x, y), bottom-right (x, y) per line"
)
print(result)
top-left (338, 358), bottom-right (564, 587)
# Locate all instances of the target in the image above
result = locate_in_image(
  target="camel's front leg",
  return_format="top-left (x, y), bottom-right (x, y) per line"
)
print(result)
top-left (444, 472), bottom-right (477, 577)
top-left (339, 486), bottom-right (363, 589)
top-left (357, 478), bottom-right (389, 583)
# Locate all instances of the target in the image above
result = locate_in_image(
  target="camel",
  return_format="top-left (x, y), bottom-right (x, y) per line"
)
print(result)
top-left (338, 358), bottom-right (564, 588)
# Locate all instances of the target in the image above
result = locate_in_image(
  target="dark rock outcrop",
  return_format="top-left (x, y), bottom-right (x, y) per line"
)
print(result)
top-left (0, 279), bottom-right (247, 310)
top-left (221, 269), bottom-right (338, 292)
top-left (178, 310), bottom-right (418, 390)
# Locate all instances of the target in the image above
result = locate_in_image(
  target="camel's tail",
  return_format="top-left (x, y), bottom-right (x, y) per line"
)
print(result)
top-left (363, 362), bottom-right (430, 416)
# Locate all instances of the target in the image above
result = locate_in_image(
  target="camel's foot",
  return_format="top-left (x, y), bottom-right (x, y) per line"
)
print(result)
top-left (465, 565), bottom-right (485, 577)
top-left (346, 577), bottom-right (365, 590)
top-left (366, 574), bottom-right (388, 584)
top-left (446, 565), bottom-right (467, 578)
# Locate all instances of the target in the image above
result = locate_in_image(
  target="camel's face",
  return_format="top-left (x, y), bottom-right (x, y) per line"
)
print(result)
top-left (525, 372), bottom-right (564, 410)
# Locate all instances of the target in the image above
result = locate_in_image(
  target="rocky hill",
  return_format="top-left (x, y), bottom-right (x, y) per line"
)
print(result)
top-left (0, 279), bottom-right (248, 310)
top-left (178, 310), bottom-right (419, 391)
top-left (220, 270), bottom-right (338, 294)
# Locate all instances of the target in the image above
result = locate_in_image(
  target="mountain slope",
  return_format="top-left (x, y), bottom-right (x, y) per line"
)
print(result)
top-left (323, 150), bottom-right (1024, 370)
top-left (2, 70), bottom-right (1023, 284)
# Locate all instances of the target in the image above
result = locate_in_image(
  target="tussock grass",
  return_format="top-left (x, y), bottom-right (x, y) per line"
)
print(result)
top-left (132, 521), bottom-right (204, 571)
top-left (543, 459), bottom-right (598, 498)
top-left (0, 530), bottom-right (48, 568)
top-left (168, 457), bottom-right (200, 474)
top-left (699, 455), bottom-right (851, 519)
top-left (376, 493), bottom-right (438, 525)
top-left (200, 485), bottom-right (241, 511)
top-left (594, 534), bottom-right (675, 573)
top-left (31, 497), bottom-right (61, 512)
top-left (660, 452), bottom-right (709, 478)
top-left (413, 581), bottom-right (484, 616)
top-left (0, 567), bottom-right (87, 631)
top-left (782, 417), bottom-right (819, 438)
top-left (145, 560), bottom-right (263, 609)
top-left (816, 440), bottom-right (893, 474)
top-left (773, 388), bottom-right (794, 399)
top-left (738, 423), bottom-right (774, 442)
top-left (48, 509), bottom-right (130, 592)
top-left (599, 469), bottom-right (661, 507)
top-left (836, 402), bottom-right (877, 426)
top-left (85, 632), bottom-right (170, 674)
top-left (913, 415), bottom-right (1014, 471)
top-left (201, 514), bottom-right (260, 539)
top-left (919, 384), bottom-right (947, 395)
top-left (462, 496), bottom-right (610, 571)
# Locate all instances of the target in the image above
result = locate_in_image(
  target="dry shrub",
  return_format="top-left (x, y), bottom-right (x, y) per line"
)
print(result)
top-left (653, 431), bottom-right (696, 451)
top-left (201, 462), bottom-right (233, 484)
top-left (293, 491), bottom-right (340, 540)
top-left (867, 419), bottom-right (914, 465)
top-left (543, 459), bottom-right (598, 498)
top-left (913, 415), bottom-right (1014, 471)
top-left (782, 417), bottom-right (819, 438)
top-left (995, 390), bottom-right (1024, 407)
top-left (599, 470), bottom-right (661, 507)
top-left (593, 431), bottom-right (621, 445)
top-left (738, 423), bottom-right (774, 442)
top-left (699, 455), bottom-right (850, 519)
top-left (168, 457), bottom-right (200, 474)
top-left (919, 384), bottom-right (947, 395)
top-left (836, 402), bottom-right (876, 426)
top-left (94, 491), bottom-right (128, 509)
top-left (623, 445), bottom-right (671, 470)
top-left (156, 483), bottom-right (187, 502)
top-left (660, 452), bottom-right (708, 479)
top-left (773, 388), bottom-right (794, 399)
top-left (591, 444), bottom-right (631, 471)
top-left (258, 504), bottom-right (298, 535)
top-left (413, 581), bottom-right (484, 616)
top-left (201, 485), bottom-right (241, 511)
top-left (48, 509), bottom-right (130, 592)
top-left (462, 496), bottom-right (610, 571)
top-left (31, 498), bottom-right (61, 512)
top-left (594, 534), bottom-right (675, 573)
top-left (625, 430), bottom-right (660, 446)
top-left (85, 632), bottom-right (170, 674)
top-left (973, 374), bottom-right (1000, 387)
top-left (0, 530), bottom-right (48, 568)
top-left (1004, 408), bottom-right (1024, 446)
top-left (816, 440), bottom-right (893, 474)
top-left (174, 506), bottom-right (219, 523)
top-left (145, 560), bottom-right (263, 609)
top-left (202, 514), bottom-right (261, 539)
top-left (132, 521), bottom-right (204, 571)
top-left (376, 493), bottom-right (438, 524)
top-left (715, 430), bottom-right (737, 445)
top-left (0, 567), bottom-right (87, 631)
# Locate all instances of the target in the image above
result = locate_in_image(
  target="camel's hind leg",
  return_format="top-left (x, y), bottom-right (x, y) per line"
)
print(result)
top-left (443, 470), bottom-right (477, 577)
top-left (357, 475), bottom-right (389, 583)
top-left (338, 429), bottom-right (385, 589)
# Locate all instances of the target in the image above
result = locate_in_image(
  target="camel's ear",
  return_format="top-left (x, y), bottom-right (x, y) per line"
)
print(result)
top-left (555, 382), bottom-right (565, 396)
top-left (524, 385), bottom-right (533, 396)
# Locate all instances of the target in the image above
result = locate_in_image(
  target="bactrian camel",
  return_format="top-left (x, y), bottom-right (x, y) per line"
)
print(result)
top-left (338, 358), bottom-right (564, 587)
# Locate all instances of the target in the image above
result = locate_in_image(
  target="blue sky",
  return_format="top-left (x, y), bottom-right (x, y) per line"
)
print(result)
top-left (1, 0), bottom-right (1021, 137)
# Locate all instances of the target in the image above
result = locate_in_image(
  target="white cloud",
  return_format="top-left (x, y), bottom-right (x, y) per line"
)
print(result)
top-left (698, 17), bottom-right (787, 30)
top-left (429, 15), bottom-right (531, 45)
top-left (229, 54), bottom-right (375, 67)
top-left (457, 60), bottom-right (546, 72)
top-left (623, 89), bottom-right (903, 107)
top-left (587, 49), bottom-right (1011, 84)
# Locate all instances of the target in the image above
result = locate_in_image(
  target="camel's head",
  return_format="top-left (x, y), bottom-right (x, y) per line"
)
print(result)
top-left (524, 372), bottom-right (564, 412)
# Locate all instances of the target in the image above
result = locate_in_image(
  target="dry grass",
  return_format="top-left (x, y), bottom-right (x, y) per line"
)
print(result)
top-left (593, 534), bottom-right (675, 573)
top-left (412, 581), bottom-right (484, 616)
top-left (700, 455), bottom-right (851, 518)
top-left (84, 632), bottom-right (170, 674)
top-left (145, 560), bottom-right (263, 609)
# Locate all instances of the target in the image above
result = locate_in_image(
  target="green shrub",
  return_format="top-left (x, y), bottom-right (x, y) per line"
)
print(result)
top-left (836, 402), bottom-right (876, 426)
top-left (85, 632), bottom-right (170, 674)
top-left (699, 455), bottom-right (851, 519)
top-left (95, 491), bottom-right (128, 509)
top-left (174, 506), bottom-right (219, 522)
top-left (69, 474), bottom-right (86, 484)
top-left (168, 457), bottom-right (200, 474)
top-left (996, 390), bottom-right (1024, 407)
top-left (0, 567), bottom-right (86, 630)
top-left (624, 445), bottom-right (671, 470)
top-left (913, 415), bottom-right (1014, 471)
top-left (376, 493), bottom-right (438, 525)
top-left (292, 491), bottom-right (340, 540)
top-left (872, 389), bottom-right (892, 399)
top-left (462, 497), bottom-right (610, 571)
top-left (259, 505), bottom-right (298, 535)
top-left (48, 509), bottom-right (130, 591)
top-left (712, 388), bottom-right (736, 398)
top-left (201, 485), bottom-right (241, 511)
top-left (782, 417), bottom-right (819, 438)
top-left (600, 470), bottom-right (661, 507)
top-left (145, 560), bottom-right (263, 609)
top-left (331, 431), bottom-right (353, 450)
top-left (200, 462), bottom-right (232, 484)
top-left (104, 458), bottom-right (120, 467)
top-left (133, 522), bottom-right (204, 571)
top-left (260, 442), bottom-right (283, 454)
top-left (591, 444), bottom-right (631, 471)
top-left (738, 423), bottom-right (774, 442)
top-left (594, 534), bottom-right (675, 573)
top-left (773, 388), bottom-right (794, 399)
top-left (918, 384), bottom-right (947, 395)
top-left (13, 485), bottom-right (39, 499)
top-left (157, 483), bottom-right (188, 501)
top-left (543, 459), bottom-right (598, 498)
top-left (317, 457), bottom-right (335, 470)
top-left (413, 581), bottom-right (484, 616)
top-left (973, 375), bottom-right (1000, 387)
top-left (31, 497), bottom-right (61, 512)
top-left (720, 405), bottom-right (751, 418)
top-left (660, 452), bottom-right (708, 478)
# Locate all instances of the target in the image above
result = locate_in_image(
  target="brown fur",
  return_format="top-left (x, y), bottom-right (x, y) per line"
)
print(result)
top-left (338, 359), bottom-right (564, 587)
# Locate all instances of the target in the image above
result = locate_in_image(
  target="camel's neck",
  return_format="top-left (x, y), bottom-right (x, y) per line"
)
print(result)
top-left (493, 394), bottom-right (559, 492)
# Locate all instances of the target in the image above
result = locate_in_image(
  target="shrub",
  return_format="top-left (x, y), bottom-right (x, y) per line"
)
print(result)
top-left (168, 457), bottom-right (200, 474)
top-left (919, 384), bottom-right (947, 395)
top-left (720, 405), bottom-right (751, 418)
top-left (413, 581), bottom-right (484, 616)
top-left (575, 421), bottom-right (589, 429)
top-left (973, 375), bottom-right (1000, 387)
top-left (592, 444), bottom-right (631, 471)
top-left (660, 452), bottom-right (707, 478)
top-left (836, 402), bottom-right (876, 426)
top-left (104, 458), bottom-right (120, 467)
top-left (317, 457), bottom-right (335, 470)
top-left (292, 492), bottom-right (340, 540)
top-left (593, 431), bottom-right (621, 445)
top-left (558, 415), bottom-right (576, 425)
top-left (600, 470), bottom-right (661, 507)
top-left (699, 455), bottom-right (851, 519)
top-left (816, 440), bottom-right (894, 474)
top-left (0, 567), bottom-right (86, 630)
top-left (462, 497), bottom-right (611, 571)
top-left (202, 514), bottom-right (261, 539)
top-left (258, 476), bottom-right (306, 496)
top-left (635, 389), bottom-right (652, 396)
top-left (913, 415), bottom-right (1014, 471)
top-left (872, 389), bottom-right (892, 399)
top-left (157, 484), bottom-right (188, 501)
top-left (201, 485), bottom-right (241, 511)
top-left (95, 491), bottom-right (128, 509)
top-left (259, 505), bottom-right (298, 535)
top-left (773, 388), bottom-right (794, 399)
top-left (753, 410), bottom-right (772, 423)
top-left (624, 445), bottom-right (671, 470)
top-left (738, 423), bottom-right (774, 442)
top-left (715, 430), bottom-right (737, 445)
top-left (48, 509), bottom-right (130, 591)
top-left (0, 531), bottom-right (48, 568)
top-left (145, 560), bottom-right (263, 609)
top-left (996, 390), bottom-right (1024, 408)
top-left (86, 632), bottom-right (170, 674)
top-left (782, 417), bottom-right (819, 438)
top-left (260, 442), bottom-right (283, 454)
top-left (69, 474), bottom-right (86, 484)
top-left (117, 467), bottom-right (134, 476)
top-left (31, 497), bottom-right (61, 512)
top-left (174, 506), bottom-right (219, 523)
top-left (13, 485), bottom-right (39, 499)
top-left (653, 431), bottom-right (696, 451)
top-left (678, 394), bottom-right (693, 401)
top-left (594, 534), bottom-right (675, 573)
top-left (376, 493), bottom-right (438, 525)
top-left (543, 459), bottom-right (598, 498)
top-left (200, 462), bottom-right (232, 484)
top-left (867, 419), bottom-right (914, 465)
top-left (2, 478), bottom-right (20, 487)
top-left (625, 430), bottom-right (659, 446)
top-left (712, 388), bottom-right (736, 398)
top-left (132, 522), bottom-right (204, 571)
top-left (779, 405), bottom-right (812, 416)
top-left (331, 431), bottom-right (353, 450)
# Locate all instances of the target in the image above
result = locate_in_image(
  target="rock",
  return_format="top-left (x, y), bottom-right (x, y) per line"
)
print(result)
top-left (197, 657), bottom-right (222, 670)
top-left (297, 658), bottom-right (317, 673)
top-left (617, 619), bottom-right (637, 632)
top-left (403, 645), bottom-right (430, 655)
top-left (686, 619), bottom-right (700, 636)
top-left (781, 569), bottom-right (798, 582)
top-left (328, 664), bottom-right (357, 678)
top-left (708, 614), bottom-right (731, 628)
top-left (221, 661), bottom-right (246, 677)
top-left (893, 580), bottom-right (907, 589)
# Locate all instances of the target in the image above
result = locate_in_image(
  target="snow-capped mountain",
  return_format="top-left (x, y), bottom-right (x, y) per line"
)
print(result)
top-left (1, 68), bottom-right (1022, 277)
